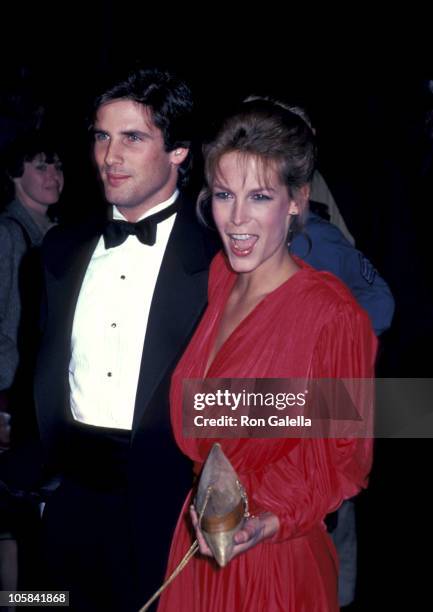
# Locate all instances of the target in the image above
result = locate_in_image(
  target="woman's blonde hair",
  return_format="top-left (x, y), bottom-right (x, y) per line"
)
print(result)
top-left (197, 96), bottom-right (316, 225)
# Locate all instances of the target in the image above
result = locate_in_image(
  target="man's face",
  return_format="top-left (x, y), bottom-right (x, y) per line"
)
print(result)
top-left (93, 99), bottom-right (188, 221)
top-left (14, 153), bottom-right (64, 212)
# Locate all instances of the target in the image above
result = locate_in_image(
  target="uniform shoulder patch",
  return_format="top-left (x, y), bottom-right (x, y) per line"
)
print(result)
top-left (359, 253), bottom-right (377, 285)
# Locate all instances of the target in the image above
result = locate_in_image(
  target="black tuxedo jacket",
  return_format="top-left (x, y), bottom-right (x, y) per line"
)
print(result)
top-left (33, 193), bottom-right (219, 595)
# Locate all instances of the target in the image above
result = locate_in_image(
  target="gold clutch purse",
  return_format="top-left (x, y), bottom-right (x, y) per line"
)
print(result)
top-left (195, 442), bottom-right (249, 567)
top-left (139, 443), bottom-right (249, 610)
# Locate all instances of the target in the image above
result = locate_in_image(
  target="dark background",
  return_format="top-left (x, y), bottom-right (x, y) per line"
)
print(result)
top-left (1, 6), bottom-right (432, 608)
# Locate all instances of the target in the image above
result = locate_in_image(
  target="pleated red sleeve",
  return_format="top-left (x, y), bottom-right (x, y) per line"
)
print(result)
top-left (242, 303), bottom-right (377, 543)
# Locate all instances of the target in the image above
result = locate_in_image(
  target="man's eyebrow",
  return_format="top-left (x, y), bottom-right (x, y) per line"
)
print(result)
top-left (121, 129), bottom-right (151, 138)
top-left (92, 128), bottom-right (152, 138)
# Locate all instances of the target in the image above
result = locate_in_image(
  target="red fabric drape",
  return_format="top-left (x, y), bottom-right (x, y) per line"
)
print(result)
top-left (158, 252), bottom-right (377, 612)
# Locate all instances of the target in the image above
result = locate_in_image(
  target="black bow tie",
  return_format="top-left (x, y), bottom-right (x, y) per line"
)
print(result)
top-left (103, 199), bottom-right (180, 249)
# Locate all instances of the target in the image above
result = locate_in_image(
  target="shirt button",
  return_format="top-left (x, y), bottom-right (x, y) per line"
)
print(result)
top-left (111, 323), bottom-right (117, 328)
top-left (107, 372), bottom-right (112, 377)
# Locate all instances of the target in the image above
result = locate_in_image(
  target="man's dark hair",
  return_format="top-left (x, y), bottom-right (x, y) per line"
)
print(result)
top-left (92, 67), bottom-right (194, 186)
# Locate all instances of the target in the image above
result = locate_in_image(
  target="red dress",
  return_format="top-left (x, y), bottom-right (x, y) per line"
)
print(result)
top-left (158, 252), bottom-right (377, 612)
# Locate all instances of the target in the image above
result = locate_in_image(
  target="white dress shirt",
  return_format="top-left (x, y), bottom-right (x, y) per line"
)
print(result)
top-left (69, 191), bottom-right (179, 429)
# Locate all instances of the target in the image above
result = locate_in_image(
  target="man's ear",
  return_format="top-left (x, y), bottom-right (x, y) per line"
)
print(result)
top-left (169, 147), bottom-right (189, 167)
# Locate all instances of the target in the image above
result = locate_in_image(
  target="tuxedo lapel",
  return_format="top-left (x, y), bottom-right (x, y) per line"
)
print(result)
top-left (47, 221), bottom-right (101, 356)
top-left (35, 218), bottom-right (104, 438)
top-left (132, 198), bottom-right (217, 432)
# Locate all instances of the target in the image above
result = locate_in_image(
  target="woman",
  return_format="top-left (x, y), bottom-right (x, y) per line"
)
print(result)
top-left (158, 98), bottom-right (377, 611)
top-left (0, 131), bottom-right (64, 596)
top-left (0, 131), bottom-right (64, 394)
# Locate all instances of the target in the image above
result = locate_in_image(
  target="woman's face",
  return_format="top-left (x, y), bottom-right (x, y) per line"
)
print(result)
top-left (211, 151), bottom-right (299, 277)
top-left (15, 152), bottom-right (64, 212)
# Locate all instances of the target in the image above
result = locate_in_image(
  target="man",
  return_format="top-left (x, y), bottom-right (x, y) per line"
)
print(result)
top-left (21, 74), bottom-right (392, 610)
top-left (292, 205), bottom-right (394, 608)
top-left (293, 206), bottom-right (394, 337)
top-left (34, 68), bottom-right (218, 612)
top-left (310, 170), bottom-right (356, 245)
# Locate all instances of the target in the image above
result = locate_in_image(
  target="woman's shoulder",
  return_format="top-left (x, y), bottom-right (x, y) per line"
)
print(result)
top-left (295, 256), bottom-right (354, 298)
top-left (290, 257), bottom-right (371, 325)
top-left (0, 201), bottom-right (38, 246)
top-left (0, 213), bottom-right (27, 253)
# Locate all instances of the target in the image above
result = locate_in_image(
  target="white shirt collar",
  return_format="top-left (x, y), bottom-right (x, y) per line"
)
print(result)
top-left (112, 189), bottom-right (179, 222)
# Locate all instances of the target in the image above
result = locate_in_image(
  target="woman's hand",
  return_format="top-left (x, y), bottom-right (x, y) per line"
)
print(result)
top-left (190, 506), bottom-right (279, 561)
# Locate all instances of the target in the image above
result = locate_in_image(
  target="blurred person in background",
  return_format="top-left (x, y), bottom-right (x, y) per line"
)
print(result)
top-left (0, 131), bottom-right (64, 595)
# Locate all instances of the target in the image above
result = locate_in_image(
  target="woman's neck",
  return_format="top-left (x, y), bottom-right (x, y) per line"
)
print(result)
top-left (233, 251), bottom-right (300, 301)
